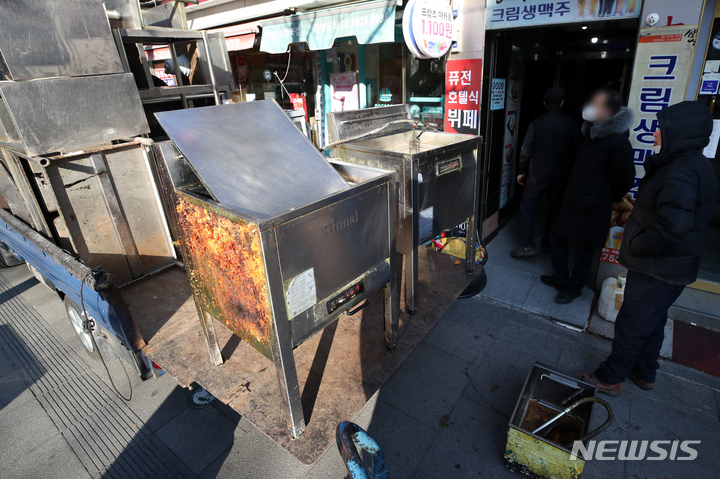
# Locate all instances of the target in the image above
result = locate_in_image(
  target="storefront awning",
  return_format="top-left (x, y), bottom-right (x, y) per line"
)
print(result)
top-left (209, 22), bottom-right (259, 52)
top-left (259, 0), bottom-right (396, 54)
top-left (145, 22), bottom-right (258, 61)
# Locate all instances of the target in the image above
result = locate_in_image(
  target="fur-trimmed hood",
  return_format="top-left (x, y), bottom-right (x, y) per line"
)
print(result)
top-left (582, 106), bottom-right (634, 140)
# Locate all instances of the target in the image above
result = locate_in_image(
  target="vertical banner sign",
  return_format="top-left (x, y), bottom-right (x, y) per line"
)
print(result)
top-left (500, 53), bottom-right (525, 208)
top-left (600, 24), bottom-right (698, 267)
top-left (627, 26), bottom-right (698, 196)
top-left (444, 58), bottom-right (482, 135)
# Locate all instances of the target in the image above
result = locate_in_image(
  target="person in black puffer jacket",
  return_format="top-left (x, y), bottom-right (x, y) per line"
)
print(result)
top-left (541, 87), bottom-right (636, 304)
top-left (578, 101), bottom-right (718, 396)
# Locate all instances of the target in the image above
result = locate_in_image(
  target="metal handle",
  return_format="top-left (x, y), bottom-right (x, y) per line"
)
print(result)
top-left (336, 421), bottom-right (388, 479)
top-left (563, 397), bottom-right (614, 448)
top-left (532, 397), bottom-right (614, 441)
top-left (346, 300), bottom-right (369, 316)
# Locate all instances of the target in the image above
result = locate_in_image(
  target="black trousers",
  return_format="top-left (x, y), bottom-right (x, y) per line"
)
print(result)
top-left (519, 175), bottom-right (566, 248)
top-left (595, 270), bottom-right (685, 384)
top-left (548, 231), bottom-right (595, 293)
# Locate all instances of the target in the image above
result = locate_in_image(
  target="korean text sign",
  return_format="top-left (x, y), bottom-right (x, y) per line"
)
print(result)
top-left (626, 26), bottom-right (698, 196)
top-left (444, 58), bottom-right (482, 135)
top-left (486, 0), bottom-right (638, 29)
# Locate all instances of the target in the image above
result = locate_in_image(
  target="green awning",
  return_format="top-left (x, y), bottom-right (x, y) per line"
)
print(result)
top-left (260, 0), bottom-right (397, 54)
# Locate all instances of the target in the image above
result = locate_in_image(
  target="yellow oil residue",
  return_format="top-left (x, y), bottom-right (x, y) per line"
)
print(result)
top-left (176, 199), bottom-right (273, 347)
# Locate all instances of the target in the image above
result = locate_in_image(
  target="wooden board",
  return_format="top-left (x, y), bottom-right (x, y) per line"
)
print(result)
top-left (124, 248), bottom-right (481, 464)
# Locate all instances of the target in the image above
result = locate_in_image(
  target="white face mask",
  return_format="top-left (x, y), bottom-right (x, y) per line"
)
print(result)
top-left (652, 144), bottom-right (662, 154)
top-left (582, 105), bottom-right (599, 122)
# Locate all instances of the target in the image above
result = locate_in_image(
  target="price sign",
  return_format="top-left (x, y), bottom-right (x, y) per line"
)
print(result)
top-left (404, 0), bottom-right (453, 59)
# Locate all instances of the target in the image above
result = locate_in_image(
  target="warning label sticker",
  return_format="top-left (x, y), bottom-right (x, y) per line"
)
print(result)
top-left (419, 206), bottom-right (434, 244)
top-left (285, 268), bottom-right (317, 319)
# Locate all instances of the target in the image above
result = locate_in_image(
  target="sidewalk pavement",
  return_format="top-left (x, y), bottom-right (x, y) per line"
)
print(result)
top-left (0, 263), bottom-right (718, 478)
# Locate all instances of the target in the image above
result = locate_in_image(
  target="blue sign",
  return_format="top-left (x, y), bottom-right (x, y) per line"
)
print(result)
top-left (260, 0), bottom-right (396, 54)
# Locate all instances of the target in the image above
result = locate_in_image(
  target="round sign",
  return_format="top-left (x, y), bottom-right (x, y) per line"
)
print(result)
top-left (403, 0), bottom-right (430, 59)
top-left (713, 32), bottom-right (720, 50)
top-left (379, 88), bottom-right (392, 102)
top-left (407, 0), bottom-right (453, 58)
top-left (263, 69), bottom-right (273, 81)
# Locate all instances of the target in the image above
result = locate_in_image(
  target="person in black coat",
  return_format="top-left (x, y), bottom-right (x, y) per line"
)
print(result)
top-left (541, 87), bottom-right (636, 304)
top-left (578, 101), bottom-right (718, 396)
top-left (511, 87), bottom-right (581, 258)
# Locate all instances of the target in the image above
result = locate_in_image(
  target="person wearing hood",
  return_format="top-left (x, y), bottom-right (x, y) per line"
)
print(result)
top-left (542, 87), bottom-right (636, 303)
top-left (578, 101), bottom-right (717, 396)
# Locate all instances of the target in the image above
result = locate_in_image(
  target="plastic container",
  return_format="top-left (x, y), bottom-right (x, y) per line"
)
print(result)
top-left (598, 274), bottom-right (626, 322)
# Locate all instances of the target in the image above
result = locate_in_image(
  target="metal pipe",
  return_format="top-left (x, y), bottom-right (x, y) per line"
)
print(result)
top-left (532, 397), bottom-right (614, 440)
top-left (121, 137), bottom-right (155, 147)
top-left (201, 31), bottom-right (221, 106)
top-left (105, 9), bottom-right (122, 21)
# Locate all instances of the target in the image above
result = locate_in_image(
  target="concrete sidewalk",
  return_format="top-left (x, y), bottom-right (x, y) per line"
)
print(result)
top-left (0, 263), bottom-right (718, 478)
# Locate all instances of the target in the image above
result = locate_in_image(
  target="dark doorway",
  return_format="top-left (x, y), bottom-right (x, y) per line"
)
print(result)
top-left (481, 19), bottom-right (639, 239)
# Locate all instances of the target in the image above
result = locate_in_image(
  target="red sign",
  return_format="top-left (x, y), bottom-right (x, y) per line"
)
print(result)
top-left (289, 93), bottom-right (308, 121)
top-left (600, 247), bottom-right (621, 265)
top-left (444, 58), bottom-right (482, 134)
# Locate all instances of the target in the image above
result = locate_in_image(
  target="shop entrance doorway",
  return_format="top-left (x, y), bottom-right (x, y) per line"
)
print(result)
top-left (480, 18), bottom-right (640, 238)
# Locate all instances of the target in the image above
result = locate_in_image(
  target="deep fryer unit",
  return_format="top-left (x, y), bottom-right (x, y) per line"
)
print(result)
top-left (326, 105), bottom-right (481, 312)
top-left (153, 100), bottom-right (398, 438)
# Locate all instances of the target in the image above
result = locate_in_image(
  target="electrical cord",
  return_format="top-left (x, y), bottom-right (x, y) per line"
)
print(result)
top-left (80, 270), bottom-right (132, 402)
top-left (273, 48), bottom-right (294, 100)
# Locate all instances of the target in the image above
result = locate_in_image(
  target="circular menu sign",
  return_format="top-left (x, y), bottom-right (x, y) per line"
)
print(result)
top-left (403, 0), bottom-right (430, 59)
top-left (409, 0), bottom-right (453, 58)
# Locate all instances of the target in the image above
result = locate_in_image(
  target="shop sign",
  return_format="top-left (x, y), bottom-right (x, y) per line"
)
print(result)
top-left (289, 93), bottom-right (308, 121)
top-left (330, 72), bottom-right (359, 112)
top-left (403, 0), bottom-right (453, 59)
top-left (486, 0), bottom-right (639, 30)
top-left (627, 25), bottom-right (698, 195)
top-left (490, 78), bottom-right (506, 111)
top-left (260, 0), bottom-right (396, 54)
top-left (444, 58), bottom-right (482, 135)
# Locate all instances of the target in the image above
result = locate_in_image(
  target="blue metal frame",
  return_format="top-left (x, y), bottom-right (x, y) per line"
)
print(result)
top-left (0, 215), bottom-right (134, 353)
top-left (336, 421), bottom-right (388, 479)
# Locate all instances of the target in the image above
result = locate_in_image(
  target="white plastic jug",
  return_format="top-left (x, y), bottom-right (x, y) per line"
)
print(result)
top-left (598, 274), bottom-right (626, 322)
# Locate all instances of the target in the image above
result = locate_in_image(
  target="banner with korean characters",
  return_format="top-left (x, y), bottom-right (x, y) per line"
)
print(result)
top-left (627, 25), bottom-right (698, 197)
top-left (486, 0), bottom-right (639, 30)
top-left (444, 58), bottom-right (482, 135)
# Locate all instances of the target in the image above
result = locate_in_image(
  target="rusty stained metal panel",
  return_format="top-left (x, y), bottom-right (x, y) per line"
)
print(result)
top-left (175, 193), bottom-right (275, 360)
top-left (504, 427), bottom-right (585, 479)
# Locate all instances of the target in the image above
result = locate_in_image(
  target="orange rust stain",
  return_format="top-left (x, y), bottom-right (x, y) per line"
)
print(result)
top-left (176, 199), bottom-right (273, 345)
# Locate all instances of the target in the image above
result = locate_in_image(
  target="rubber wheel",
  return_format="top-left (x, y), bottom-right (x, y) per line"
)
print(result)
top-left (64, 296), bottom-right (100, 360)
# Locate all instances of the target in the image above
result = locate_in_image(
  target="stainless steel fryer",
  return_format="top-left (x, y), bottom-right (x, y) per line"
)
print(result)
top-left (153, 100), bottom-right (398, 438)
top-left (326, 105), bottom-right (481, 312)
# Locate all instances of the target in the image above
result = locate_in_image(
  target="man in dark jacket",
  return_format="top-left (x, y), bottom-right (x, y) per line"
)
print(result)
top-left (542, 87), bottom-right (636, 303)
top-left (578, 101), bottom-right (717, 396)
top-left (511, 87), bottom-right (581, 258)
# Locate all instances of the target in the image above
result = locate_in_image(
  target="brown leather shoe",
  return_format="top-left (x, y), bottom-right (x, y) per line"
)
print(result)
top-left (627, 371), bottom-right (655, 390)
top-left (575, 372), bottom-right (622, 397)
